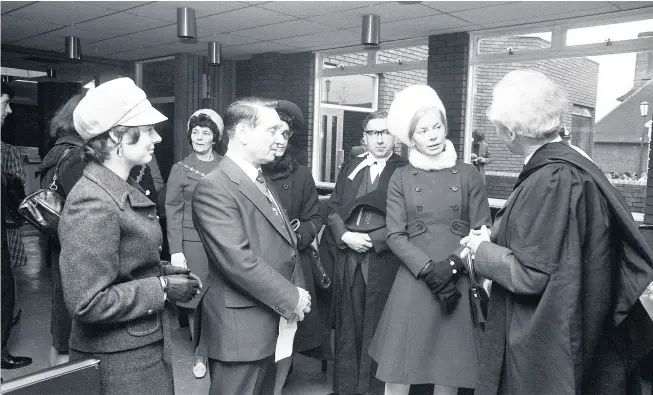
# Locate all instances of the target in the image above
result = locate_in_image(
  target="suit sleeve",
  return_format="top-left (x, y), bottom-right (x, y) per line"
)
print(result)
top-left (386, 170), bottom-right (432, 277)
top-left (192, 176), bottom-right (299, 319)
top-left (296, 170), bottom-right (323, 250)
top-left (327, 162), bottom-right (350, 248)
top-left (165, 164), bottom-right (184, 254)
top-left (467, 166), bottom-right (493, 229)
top-left (59, 192), bottom-right (165, 324)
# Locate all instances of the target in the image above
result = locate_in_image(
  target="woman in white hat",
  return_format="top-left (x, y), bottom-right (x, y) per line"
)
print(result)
top-left (368, 85), bottom-right (492, 395)
top-left (165, 108), bottom-right (224, 378)
top-left (59, 77), bottom-right (202, 395)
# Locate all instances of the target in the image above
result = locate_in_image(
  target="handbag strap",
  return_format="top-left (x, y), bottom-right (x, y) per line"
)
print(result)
top-left (467, 253), bottom-right (480, 287)
top-left (48, 148), bottom-right (72, 191)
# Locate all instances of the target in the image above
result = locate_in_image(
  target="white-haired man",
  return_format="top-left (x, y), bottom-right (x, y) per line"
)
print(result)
top-left (462, 69), bottom-right (653, 395)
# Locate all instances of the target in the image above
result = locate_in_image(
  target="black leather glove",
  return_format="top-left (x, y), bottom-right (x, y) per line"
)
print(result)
top-left (160, 261), bottom-right (190, 276)
top-left (418, 257), bottom-right (464, 314)
top-left (161, 275), bottom-right (201, 304)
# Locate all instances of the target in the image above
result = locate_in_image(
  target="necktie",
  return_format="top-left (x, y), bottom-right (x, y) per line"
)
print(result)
top-left (256, 170), bottom-right (284, 221)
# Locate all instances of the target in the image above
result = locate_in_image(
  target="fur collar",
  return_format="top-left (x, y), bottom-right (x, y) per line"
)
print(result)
top-left (262, 145), bottom-right (298, 180)
top-left (408, 140), bottom-right (457, 171)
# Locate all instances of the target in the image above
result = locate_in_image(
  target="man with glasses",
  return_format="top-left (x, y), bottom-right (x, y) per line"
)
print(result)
top-left (327, 111), bottom-right (407, 395)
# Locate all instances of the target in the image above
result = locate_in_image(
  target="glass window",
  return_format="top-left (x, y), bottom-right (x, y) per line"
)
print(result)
top-left (566, 19), bottom-right (653, 46)
top-left (478, 32), bottom-right (551, 54)
top-left (320, 74), bottom-right (377, 109)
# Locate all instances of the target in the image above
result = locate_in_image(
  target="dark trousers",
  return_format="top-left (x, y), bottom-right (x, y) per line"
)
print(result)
top-left (1, 230), bottom-right (15, 351)
top-left (351, 263), bottom-right (366, 365)
top-left (208, 356), bottom-right (276, 395)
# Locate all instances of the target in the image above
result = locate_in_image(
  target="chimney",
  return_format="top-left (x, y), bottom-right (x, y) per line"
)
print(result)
top-left (633, 32), bottom-right (653, 90)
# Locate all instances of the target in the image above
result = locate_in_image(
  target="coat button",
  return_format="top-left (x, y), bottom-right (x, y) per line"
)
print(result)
top-left (147, 309), bottom-right (153, 314)
top-left (283, 184), bottom-right (289, 190)
top-left (417, 205), bottom-right (423, 211)
top-left (417, 223), bottom-right (423, 229)
top-left (412, 170), bottom-right (418, 175)
top-left (148, 213), bottom-right (156, 219)
top-left (453, 223), bottom-right (460, 230)
top-left (452, 205), bottom-right (459, 211)
top-left (158, 246), bottom-right (163, 252)
top-left (451, 186), bottom-right (458, 192)
top-left (452, 168), bottom-right (458, 174)
top-left (415, 187), bottom-right (421, 192)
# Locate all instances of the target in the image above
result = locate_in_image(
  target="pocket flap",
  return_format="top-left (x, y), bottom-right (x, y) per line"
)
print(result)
top-left (406, 218), bottom-right (427, 238)
top-left (224, 288), bottom-right (258, 308)
top-left (450, 219), bottom-right (470, 237)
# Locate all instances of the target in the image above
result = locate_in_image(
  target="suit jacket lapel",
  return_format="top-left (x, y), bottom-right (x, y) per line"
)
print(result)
top-left (267, 179), bottom-right (297, 247)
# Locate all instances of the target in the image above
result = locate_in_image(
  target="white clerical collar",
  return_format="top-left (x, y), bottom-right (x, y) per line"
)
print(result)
top-left (524, 136), bottom-right (562, 165)
top-left (348, 152), bottom-right (391, 180)
top-left (226, 149), bottom-right (260, 184)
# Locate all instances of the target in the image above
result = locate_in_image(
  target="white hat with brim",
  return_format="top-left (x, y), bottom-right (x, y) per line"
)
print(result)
top-left (74, 77), bottom-right (167, 141)
top-left (387, 85), bottom-right (446, 145)
top-left (187, 109), bottom-right (225, 140)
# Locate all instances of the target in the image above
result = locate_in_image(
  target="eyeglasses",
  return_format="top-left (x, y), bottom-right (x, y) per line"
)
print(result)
top-left (363, 129), bottom-right (390, 137)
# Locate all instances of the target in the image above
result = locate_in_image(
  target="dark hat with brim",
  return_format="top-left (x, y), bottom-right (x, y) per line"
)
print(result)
top-left (275, 100), bottom-right (304, 131)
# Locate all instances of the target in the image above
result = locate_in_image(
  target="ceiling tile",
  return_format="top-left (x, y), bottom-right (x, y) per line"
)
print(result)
top-left (75, 11), bottom-right (170, 35)
top-left (256, 1), bottom-right (373, 17)
top-left (424, 1), bottom-right (515, 13)
top-left (271, 29), bottom-right (359, 49)
top-left (222, 41), bottom-right (298, 57)
top-left (9, 1), bottom-right (115, 25)
top-left (12, 25), bottom-right (118, 51)
top-left (0, 15), bottom-right (64, 43)
top-left (196, 6), bottom-right (296, 33)
top-left (451, 2), bottom-right (619, 25)
top-left (110, 45), bottom-right (181, 61)
top-left (610, 1), bottom-right (653, 10)
top-left (121, 24), bottom-right (181, 43)
top-left (79, 1), bottom-right (152, 11)
top-left (306, 3), bottom-right (441, 29)
top-left (347, 13), bottom-right (473, 39)
top-left (1, 1), bottom-right (35, 14)
top-left (125, 1), bottom-right (250, 22)
top-left (233, 19), bottom-right (332, 40)
top-left (82, 36), bottom-right (158, 56)
top-left (198, 33), bottom-right (259, 46)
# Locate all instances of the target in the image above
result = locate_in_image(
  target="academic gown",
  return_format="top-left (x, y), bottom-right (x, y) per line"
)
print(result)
top-left (327, 153), bottom-right (407, 395)
top-left (474, 142), bottom-right (653, 395)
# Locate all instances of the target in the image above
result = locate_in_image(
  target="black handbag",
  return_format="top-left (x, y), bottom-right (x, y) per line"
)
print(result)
top-left (18, 149), bottom-right (71, 237)
top-left (468, 254), bottom-right (490, 327)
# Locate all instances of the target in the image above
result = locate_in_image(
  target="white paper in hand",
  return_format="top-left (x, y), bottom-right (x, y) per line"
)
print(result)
top-left (275, 317), bottom-right (298, 362)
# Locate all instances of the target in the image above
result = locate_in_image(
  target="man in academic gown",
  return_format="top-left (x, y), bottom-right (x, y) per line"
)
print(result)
top-left (327, 111), bottom-right (407, 395)
top-left (463, 69), bottom-right (653, 395)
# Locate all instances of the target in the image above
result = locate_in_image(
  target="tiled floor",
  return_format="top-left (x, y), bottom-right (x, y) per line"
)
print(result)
top-left (0, 265), bottom-right (334, 394)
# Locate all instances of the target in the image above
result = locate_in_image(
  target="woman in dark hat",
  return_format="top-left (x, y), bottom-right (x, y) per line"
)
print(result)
top-left (263, 100), bottom-right (329, 395)
top-left (165, 108), bottom-right (224, 378)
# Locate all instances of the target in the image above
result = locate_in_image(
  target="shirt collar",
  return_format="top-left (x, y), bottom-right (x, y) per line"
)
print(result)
top-left (524, 135), bottom-right (562, 165)
top-left (226, 149), bottom-right (260, 184)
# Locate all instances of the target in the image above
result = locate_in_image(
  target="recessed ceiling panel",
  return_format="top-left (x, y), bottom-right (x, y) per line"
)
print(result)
top-left (75, 10), bottom-right (170, 35)
top-left (233, 19), bottom-right (332, 40)
top-left (1, 1), bottom-right (36, 14)
top-left (1, 15), bottom-right (63, 43)
top-left (79, 1), bottom-right (151, 11)
top-left (256, 1), bottom-right (373, 17)
top-left (125, 1), bottom-right (250, 22)
top-left (196, 6), bottom-right (296, 33)
top-left (271, 29), bottom-right (359, 49)
top-left (9, 1), bottom-right (114, 25)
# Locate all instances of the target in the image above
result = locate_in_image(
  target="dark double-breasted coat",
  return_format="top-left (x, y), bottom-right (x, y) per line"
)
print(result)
top-left (262, 148), bottom-right (328, 355)
top-left (369, 160), bottom-right (492, 388)
top-left (191, 155), bottom-right (304, 363)
top-left (327, 153), bottom-right (407, 395)
top-left (59, 162), bottom-right (175, 395)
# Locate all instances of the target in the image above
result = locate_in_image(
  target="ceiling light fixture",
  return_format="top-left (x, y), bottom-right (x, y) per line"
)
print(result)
top-left (361, 14), bottom-right (381, 46)
top-left (208, 42), bottom-right (222, 66)
top-left (65, 36), bottom-right (81, 60)
top-left (177, 7), bottom-right (197, 39)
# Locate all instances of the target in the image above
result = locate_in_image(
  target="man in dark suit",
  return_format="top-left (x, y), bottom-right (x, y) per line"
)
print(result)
top-left (192, 97), bottom-right (311, 395)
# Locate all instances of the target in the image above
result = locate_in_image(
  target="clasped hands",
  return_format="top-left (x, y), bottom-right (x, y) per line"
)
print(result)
top-left (160, 261), bottom-right (203, 304)
top-left (459, 225), bottom-right (492, 263)
top-left (288, 287), bottom-right (311, 324)
top-left (342, 231), bottom-right (372, 253)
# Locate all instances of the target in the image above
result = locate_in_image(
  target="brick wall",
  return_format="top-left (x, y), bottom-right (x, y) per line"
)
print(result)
top-left (428, 32), bottom-right (470, 156)
top-left (472, 37), bottom-right (599, 175)
top-left (486, 172), bottom-right (646, 213)
top-left (592, 142), bottom-right (644, 174)
top-left (235, 51), bottom-right (315, 167)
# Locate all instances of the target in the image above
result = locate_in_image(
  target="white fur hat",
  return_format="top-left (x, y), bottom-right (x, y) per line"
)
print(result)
top-left (187, 109), bottom-right (225, 140)
top-left (387, 85), bottom-right (446, 145)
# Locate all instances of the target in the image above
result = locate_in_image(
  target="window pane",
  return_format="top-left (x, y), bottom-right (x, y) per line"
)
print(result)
top-left (478, 32), bottom-right (551, 54)
top-left (566, 19), bottom-right (653, 46)
top-left (375, 45), bottom-right (428, 64)
top-left (321, 75), bottom-right (376, 109)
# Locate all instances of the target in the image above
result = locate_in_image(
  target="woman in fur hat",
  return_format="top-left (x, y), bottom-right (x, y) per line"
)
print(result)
top-left (165, 108), bottom-right (224, 378)
top-left (368, 85), bottom-right (492, 395)
top-left (262, 100), bottom-right (330, 395)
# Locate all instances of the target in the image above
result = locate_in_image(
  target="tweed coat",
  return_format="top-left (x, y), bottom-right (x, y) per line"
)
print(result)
top-left (59, 162), bottom-right (173, 354)
top-left (191, 155), bottom-right (304, 362)
top-left (263, 147), bottom-right (328, 354)
top-left (369, 160), bottom-right (492, 388)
